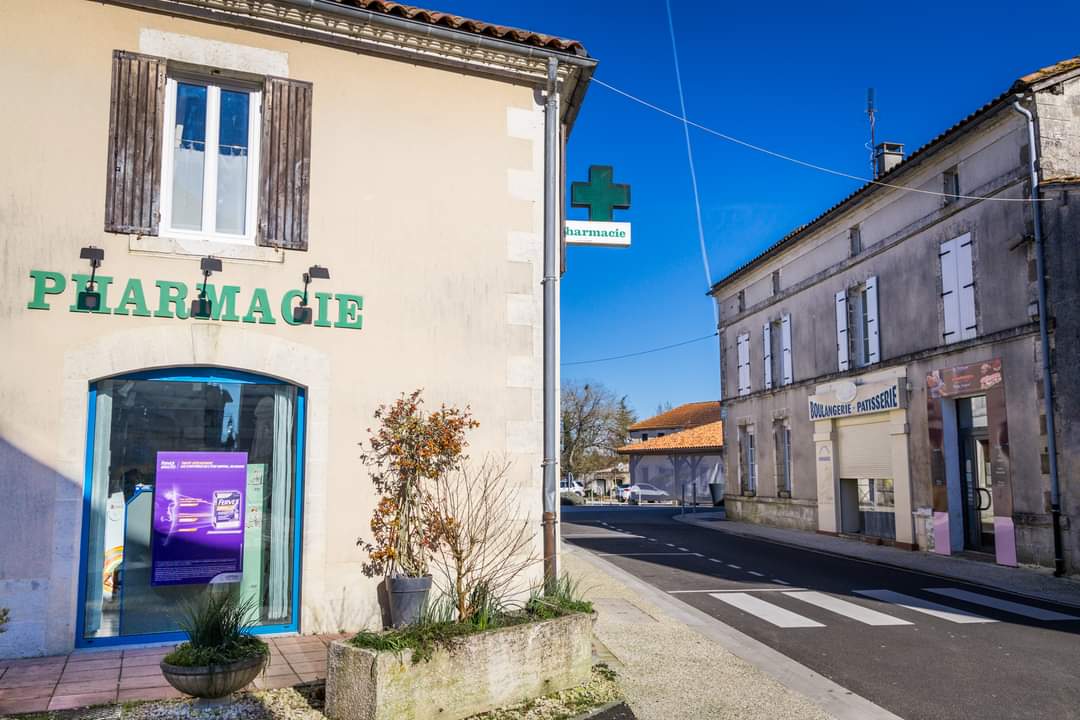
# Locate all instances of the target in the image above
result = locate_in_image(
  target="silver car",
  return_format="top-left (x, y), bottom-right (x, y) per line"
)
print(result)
top-left (627, 483), bottom-right (671, 505)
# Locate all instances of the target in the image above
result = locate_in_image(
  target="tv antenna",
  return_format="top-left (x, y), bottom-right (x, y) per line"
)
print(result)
top-left (866, 88), bottom-right (877, 178)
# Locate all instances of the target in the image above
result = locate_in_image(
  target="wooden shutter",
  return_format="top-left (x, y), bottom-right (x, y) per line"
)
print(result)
top-left (940, 238), bottom-right (961, 343)
top-left (762, 323), bottom-right (773, 390)
top-left (780, 314), bottom-right (793, 385)
top-left (865, 275), bottom-right (880, 363)
top-left (835, 291), bottom-right (850, 371)
top-left (956, 235), bottom-right (977, 340)
top-left (737, 333), bottom-right (751, 396)
top-left (104, 51), bottom-right (167, 235)
top-left (259, 76), bottom-right (313, 250)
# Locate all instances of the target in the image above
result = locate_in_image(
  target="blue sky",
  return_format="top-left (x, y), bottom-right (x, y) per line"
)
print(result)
top-left (446, 0), bottom-right (1080, 419)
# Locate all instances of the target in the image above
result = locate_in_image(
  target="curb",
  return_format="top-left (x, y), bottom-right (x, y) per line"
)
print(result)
top-left (674, 514), bottom-right (1080, 610)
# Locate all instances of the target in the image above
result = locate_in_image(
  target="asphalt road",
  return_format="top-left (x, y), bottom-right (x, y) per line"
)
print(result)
top-left (561, 506), bottom-right (1080, 720)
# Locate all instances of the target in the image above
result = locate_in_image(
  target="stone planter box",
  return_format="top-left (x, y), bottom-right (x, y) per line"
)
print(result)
top-left (325, 612), bottom-right (594, 720)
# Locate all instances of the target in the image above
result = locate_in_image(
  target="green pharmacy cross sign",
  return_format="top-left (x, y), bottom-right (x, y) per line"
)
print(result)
top-left (571, 165), bottom-right (630, 222)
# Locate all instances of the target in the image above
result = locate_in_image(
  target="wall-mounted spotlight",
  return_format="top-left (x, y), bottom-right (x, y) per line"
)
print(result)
top-left (190, 256), bottom-right (223, 319)
top-left (77, 246), bottom-right (105, 311)
top-left (293, 265), bottom-right (331, 324)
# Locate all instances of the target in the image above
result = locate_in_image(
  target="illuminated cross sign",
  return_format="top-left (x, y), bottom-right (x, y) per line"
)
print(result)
top-left (571, 165), bottom-right (630, 222)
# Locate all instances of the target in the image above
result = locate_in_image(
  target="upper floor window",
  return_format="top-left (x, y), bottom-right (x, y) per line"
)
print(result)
top-left (736, 332), bottom-right (752, 396)
top-left (940, 234), bottom-right (976, 343)
top-left (849, 225), bottom-right (862, 257)
top-left (943, 167), bottom-right (960, 205)
top-left (161, 78), bottom-right (261, 242)
top-left (762, 315), bottom-right (793, 390)
top-left (835, 276), bottom-right (880, 371)
top-left (103, 50), bottom-right (313, 251)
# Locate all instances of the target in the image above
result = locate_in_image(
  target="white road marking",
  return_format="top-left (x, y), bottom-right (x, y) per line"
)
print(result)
top-left (785, 591), bottom-right (912, 626)
top-left (925, 588), bottom-right (1080, 621)
top-left (598, 552), bottom-right (691, 557)
top-left (710, 592), bottom-right (824, 628)
top-left (665, 543), bottom-right (676, 547)
top-left (748, 571), bottom-right (765, 577)
top-left (773, 579), bottom-right (791, 585)
top-left (677, 547), bottom-right (689, 552)
top-left (648, 538), bottom-right (658, 542)
top-left (670, 587), bottom-right (806, 594)
top-left (854, 590), bottom-right (996, 624)
top-left (692, 553), bottom-right (704, 557)
top-left (708, 558), bottom-right (722, 563)
top-left (728, 564), bottom-right (742, 570)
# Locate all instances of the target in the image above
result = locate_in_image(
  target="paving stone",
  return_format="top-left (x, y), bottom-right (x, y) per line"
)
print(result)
top-left (54, 678), bottom-right (120, 694)
top-left (0, 696), bottom-right (50, 714)
top-left (118, 685), bottom-right (183, 702)
top-left (48, 690), bottom-right (118, 711)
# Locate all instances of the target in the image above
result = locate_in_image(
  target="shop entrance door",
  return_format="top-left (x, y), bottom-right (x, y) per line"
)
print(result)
top-left (957, 396), bottom-right (994, 553)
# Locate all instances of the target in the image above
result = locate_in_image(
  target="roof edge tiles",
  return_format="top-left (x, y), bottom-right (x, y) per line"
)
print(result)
top-left (707, 53), bottom-right (1080, 295)
top-left (618, 421), bottom-right (724, 455)
top-left (628, 400), bottom-right (721, 432)
top-left (327, 0), bottom-right (588, 56)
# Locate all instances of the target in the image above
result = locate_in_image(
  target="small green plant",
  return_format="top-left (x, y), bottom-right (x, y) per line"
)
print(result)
top-left (526, 575), bottom-right (593, 619)
top-left (163, 593), bottom-right (268, 667)
top-left (0, 607), bottom-right (9, 634)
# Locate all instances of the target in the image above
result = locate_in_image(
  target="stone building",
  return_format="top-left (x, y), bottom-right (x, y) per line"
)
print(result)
top-left (710, 56), bottom-right (1080, 574)
top-left (0, 0), bottom-right (596, 657)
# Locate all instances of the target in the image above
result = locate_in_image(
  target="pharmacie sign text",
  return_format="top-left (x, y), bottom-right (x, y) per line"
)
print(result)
top-left (808, 383), bottom-right (901, 420)
top-left (26, 269), bottom-right (363, 329)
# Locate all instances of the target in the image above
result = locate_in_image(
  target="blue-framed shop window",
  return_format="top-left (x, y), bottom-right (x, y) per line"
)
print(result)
top-left (75, 367), bottom-right (306, 648)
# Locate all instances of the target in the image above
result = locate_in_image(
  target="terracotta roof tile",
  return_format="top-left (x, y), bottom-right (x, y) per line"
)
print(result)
top-left (326, 0), bottom-right (588, 55)
top-left (618, 421), bottom-right (724, 455)
top-left (628, 401), bottom-right (721, 432)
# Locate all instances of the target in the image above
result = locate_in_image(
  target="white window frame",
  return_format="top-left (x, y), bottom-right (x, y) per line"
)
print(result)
top-left (775, 421), bottom-right (792, 495)
top-left (740, 425), bottom-right (757, 493)
top-left (940, 234), bottom-right (977, 343)
top-left (762, 322), bottom-right (773, 391)
top-left (736, 333), bottom-right (751, 396)
top-left (159, 75), bottom-right (262, 245)
top-left (780, 313), bottom-right (793, 385)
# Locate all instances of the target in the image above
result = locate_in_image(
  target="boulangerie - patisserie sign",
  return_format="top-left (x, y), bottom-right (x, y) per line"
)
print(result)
top-left (151, 451), bottom-right (248, 586)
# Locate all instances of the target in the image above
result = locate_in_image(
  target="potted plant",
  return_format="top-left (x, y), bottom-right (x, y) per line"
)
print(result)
top-left (358, 389), bottom-right (477, 627)
top-left (159, 593), bottom-right (269, 700)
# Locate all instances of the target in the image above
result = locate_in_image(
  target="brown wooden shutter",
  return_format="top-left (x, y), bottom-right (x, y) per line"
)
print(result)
top-left (258, 77), bottom-right (313, 250)
top-left (104, 50), bottom-right (166, 235)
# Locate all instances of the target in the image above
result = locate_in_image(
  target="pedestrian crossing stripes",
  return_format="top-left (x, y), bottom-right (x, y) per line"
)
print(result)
top-left (925, 588), bottom-right (1080, 621)
top-left (705, 587), bottom-right (1077, 629)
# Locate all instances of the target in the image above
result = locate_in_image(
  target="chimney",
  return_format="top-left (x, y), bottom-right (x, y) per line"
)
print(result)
top-left (874, 142), bottom-right (904, 178)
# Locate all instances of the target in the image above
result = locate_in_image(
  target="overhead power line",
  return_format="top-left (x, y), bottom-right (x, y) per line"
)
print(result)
top-left (561, 332), bottom-right (719, 367)
top-left (592, 78), bottom-right (1043, 203)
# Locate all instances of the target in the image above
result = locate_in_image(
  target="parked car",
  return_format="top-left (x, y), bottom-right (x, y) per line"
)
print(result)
top-left (560, 477), bottom-right (585, 496)
top-left (627, 483), bottom-right (672, 505)
top-left (614, 484), bottom-right (633, 502)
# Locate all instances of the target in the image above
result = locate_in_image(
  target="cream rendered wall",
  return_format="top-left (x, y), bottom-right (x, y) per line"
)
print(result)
top-left (0, 0), bottom-right (549, 657)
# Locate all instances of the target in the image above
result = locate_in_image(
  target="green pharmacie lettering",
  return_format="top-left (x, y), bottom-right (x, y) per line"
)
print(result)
top-left (154, 280), bottom-right (189, 320)
top-left (334, 293), bottom-right (363, 330)
top-left (69, 274), bottom-right (114, 314)
top-left (114, 278), bottom-right (152, 317)
top-left (27, 270), bottom-right (66, 310)
top-left (243, 288), bottom-right (276, 325)
top-left (26, 269), bottom-right (363, 330)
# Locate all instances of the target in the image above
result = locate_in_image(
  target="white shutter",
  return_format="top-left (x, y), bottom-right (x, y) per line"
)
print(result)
top-left (780, 314), bottom-right (793, 385)
top-left (837, 420), bottom-right (893, 478)
top-left (762, 323), bottom-right (773, 390)
top-left (737, 333), bottom-right (751, 396)
top-left (940, 238), bottom-right (961, 343)
top-left (957, 235), bottom-right (977, 340)
top-left (835, 290), bottom-right (850, 371)
top-left (865, 275), bottom-right (880, 363)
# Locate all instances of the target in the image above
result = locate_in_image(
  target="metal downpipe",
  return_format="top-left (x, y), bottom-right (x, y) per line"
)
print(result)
top-left (1013, 97), bottom-right (1066, 577)
top-left (542, 57), bottom-right (560, 591)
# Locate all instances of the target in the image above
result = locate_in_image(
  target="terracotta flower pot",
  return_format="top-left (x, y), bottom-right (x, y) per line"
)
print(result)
top-left (160, 651), bottom-right (268, 699)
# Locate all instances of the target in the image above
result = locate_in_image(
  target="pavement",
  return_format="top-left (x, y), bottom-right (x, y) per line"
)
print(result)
top-left (0, 633), bottom-right (342, 716)
top-left (561, 506), bottom-right (1080, 720)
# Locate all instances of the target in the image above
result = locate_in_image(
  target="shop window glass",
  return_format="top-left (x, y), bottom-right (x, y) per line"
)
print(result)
top-left (81, 372), bottom-right (299, 642)
top-left (857, 478), bottom-right (895, 510)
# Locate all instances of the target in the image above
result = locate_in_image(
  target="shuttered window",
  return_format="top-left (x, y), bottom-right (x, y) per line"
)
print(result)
top-left (865, 275), bottom-right (880, 363)
top-left (104, 52), bottom-right (313, 251)
top-left (258, 76), bottom-right (313, 251)
top-left (739, 426), bottom-right (757, 493)
top-left (762, 323), bottom-right (773, 390)
top-left (104, 51), bottom-right (167, 235)
top-left (835, 290), bottom-right (850, 371)
top-left (736, 333), bottom-right (751, 396)
top-left (780, 313), bottom-right (793, 385)
top-left (940, 234), bottom-right (976, 343)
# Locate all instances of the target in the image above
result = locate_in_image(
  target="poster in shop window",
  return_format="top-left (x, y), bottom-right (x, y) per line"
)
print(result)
top-left (151, 451), bottom-right (248, 586)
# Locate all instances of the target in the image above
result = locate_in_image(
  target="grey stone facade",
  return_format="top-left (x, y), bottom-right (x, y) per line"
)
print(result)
top-left (710, 59), bottom-right (1080, 574)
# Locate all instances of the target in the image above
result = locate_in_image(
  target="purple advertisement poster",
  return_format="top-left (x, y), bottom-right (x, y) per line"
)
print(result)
top-left (152, 451), bottom-right (248, 586)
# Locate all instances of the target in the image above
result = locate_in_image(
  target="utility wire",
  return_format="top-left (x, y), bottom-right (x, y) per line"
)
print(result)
top-left (665, 0), bottom-right (717, 325)
top-left (562, 332), bottom-right (719, 367)
top-left (592, 78), bottom-right (1044, 203)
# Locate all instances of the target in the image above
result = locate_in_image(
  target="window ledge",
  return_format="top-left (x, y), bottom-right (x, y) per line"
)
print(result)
top-left (129, 234), bottom-right (285, 263)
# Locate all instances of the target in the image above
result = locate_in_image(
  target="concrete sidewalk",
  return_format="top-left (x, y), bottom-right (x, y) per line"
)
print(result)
top-left (675, 512), bottom-right (1080, 608)
top-left (562, 544), bottom-right (900, 720)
